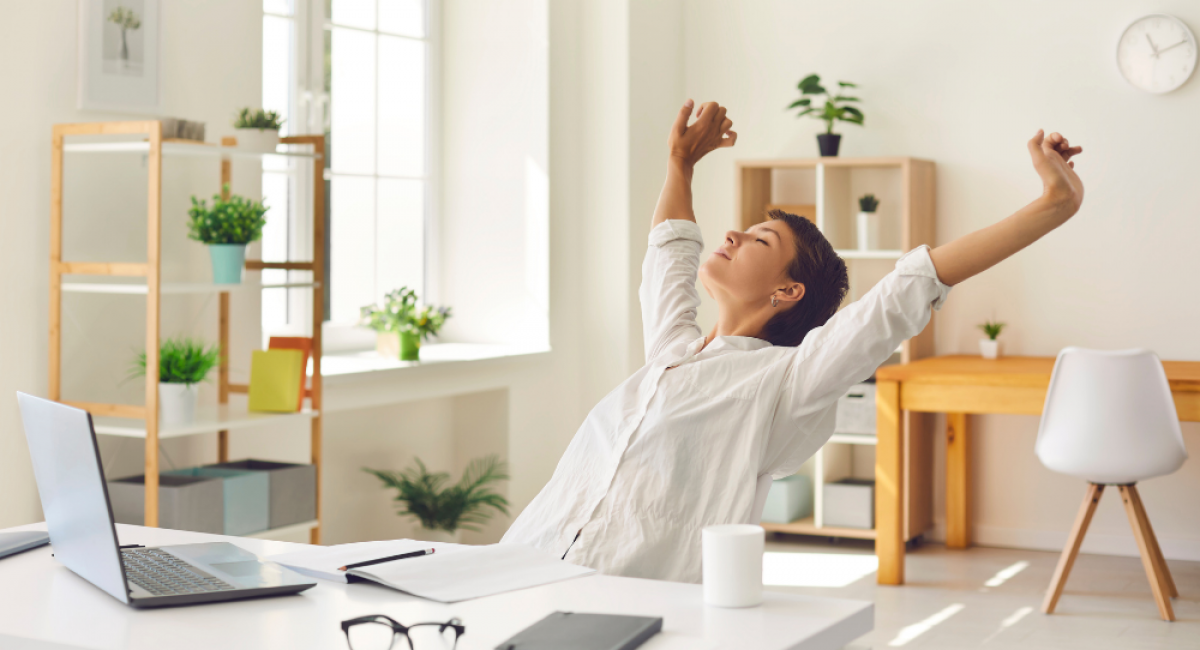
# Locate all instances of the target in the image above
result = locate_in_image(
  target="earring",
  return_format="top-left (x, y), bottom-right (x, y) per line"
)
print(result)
top-left (771, 295), bottom-right (778, 308)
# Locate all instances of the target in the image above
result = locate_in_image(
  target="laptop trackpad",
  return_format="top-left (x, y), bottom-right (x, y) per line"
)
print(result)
top-left (212, 560), bottom-right (269, 577)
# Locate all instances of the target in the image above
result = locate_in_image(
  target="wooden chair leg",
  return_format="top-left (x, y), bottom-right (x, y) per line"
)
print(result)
top-left (1127, 486), bottom-right (1178, 599)
top-left (1119, 485), bottom-right (1175, 621)
top-left (1043, 483), bottom-right (1104, 614)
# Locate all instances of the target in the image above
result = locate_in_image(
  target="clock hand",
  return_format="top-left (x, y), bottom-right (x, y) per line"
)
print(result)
top-left (1157, 39), bottom-right (1189, 55)
top-left (1146, 33), bottom-right (1160, 57)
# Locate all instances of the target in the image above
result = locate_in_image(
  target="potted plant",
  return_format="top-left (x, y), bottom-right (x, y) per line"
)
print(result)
top-left (132, 337), bottom-right (220, 426)
top-left (187, 184), bottom-right (269, 284)
top-left (233, 108), bottom-right (285, 153)
top-left (787, 74), bottom-right (864, 157)
top-left (978, 320), bottom-right (1006, 359)
top-left (360, 287), bottom-right (451, 361)
top-left (857, 193), bottom-right (880, 251)
top-left (364, 455), bottom-right (509, 543)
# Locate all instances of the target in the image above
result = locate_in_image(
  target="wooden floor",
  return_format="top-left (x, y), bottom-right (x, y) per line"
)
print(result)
top-left (763, 535), bottom-right (1200, 649)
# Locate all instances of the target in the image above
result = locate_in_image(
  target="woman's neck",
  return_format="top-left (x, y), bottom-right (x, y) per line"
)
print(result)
top-left (704, 302), bottom-right (772, 349)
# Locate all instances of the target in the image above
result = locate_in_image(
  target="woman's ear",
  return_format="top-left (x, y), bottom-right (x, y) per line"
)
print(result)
top-left (776, 282), bottom-right (805, 304)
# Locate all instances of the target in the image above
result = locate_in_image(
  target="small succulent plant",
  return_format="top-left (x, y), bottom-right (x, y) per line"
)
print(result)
top-left (859, 194), bottom-right (880, 212)
top-left (233, 108), bottom-right (285, 131)
top-left (978, 320), bottom-right (1005, 341)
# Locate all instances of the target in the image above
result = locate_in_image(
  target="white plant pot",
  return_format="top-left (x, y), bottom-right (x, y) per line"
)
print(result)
top-left (979, 339), bottom-right (1001, 360)
top-left (234, 128), bottom-right (280, 153)
top-left (856, 211), bottom-right (880, 251)
top-left (412, 527), bottom-right (462, 544)
top-left (158, 382), bottom-right (199, 426)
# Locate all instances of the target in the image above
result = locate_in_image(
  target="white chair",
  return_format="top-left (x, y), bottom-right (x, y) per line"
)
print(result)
top-left (1036, 348), bottom-right (1188, 621)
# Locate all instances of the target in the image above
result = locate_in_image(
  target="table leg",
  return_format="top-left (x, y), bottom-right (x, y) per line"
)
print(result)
top-left (876, 380), bottom-right (904, 585)
top-left (946, 412), bottom-right (970, 549)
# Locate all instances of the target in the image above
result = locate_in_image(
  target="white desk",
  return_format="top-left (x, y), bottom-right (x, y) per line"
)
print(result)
top-left (0, 524), bottom-right (872, 650)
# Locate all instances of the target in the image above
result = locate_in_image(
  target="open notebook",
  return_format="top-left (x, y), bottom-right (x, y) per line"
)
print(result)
top-left (268, 540), bottom-right (594, 603)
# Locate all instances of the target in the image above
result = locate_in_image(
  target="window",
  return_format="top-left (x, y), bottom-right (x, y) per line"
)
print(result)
top-left (261, 0), bottom-right (435, 341)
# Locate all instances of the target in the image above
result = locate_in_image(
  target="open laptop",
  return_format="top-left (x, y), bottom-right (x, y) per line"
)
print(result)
top-left (16, 392), bottom-right (317, 608)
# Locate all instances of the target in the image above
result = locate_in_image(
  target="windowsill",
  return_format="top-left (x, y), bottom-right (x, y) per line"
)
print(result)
top-left (320, 342), bottom-right (550, 385)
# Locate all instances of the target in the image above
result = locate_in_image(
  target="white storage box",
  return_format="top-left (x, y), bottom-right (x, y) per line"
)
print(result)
top-left (761, 474), bottom-right (813, 524)
top-left (835, 383), bottom-right (876, 435)
top-left (822, 478), bottom-right (875, 529)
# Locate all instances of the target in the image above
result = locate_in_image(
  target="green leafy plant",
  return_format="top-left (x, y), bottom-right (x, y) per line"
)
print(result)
top-left (187, 185), bottom-right (269, 245)
top-left (131, 337), bottom-right (220, 385)
top-left (788, 74), bottom-right (864, 134)
top-left (233, 107), bottom-right (285, 131)
top-left (360, 287), bottom-right (452, 341)
top-left (364, 455), bottom-right (509, 533)
top-left (979, 320), bottom-right (1005, 340)
top-left (106, 7), bottom-right (141, 63)
top-left (858, 194), bottom-right (880, 212)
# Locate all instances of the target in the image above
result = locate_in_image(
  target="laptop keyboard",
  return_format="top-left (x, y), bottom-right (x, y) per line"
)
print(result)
top-left (121, 547), bottom-right (236, 597)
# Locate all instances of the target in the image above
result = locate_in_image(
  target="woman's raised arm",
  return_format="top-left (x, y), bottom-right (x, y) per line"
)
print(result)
top-left (929, 130), bottom-right (1084, 286)
top-left (651, 100), bottom-right (737, 229)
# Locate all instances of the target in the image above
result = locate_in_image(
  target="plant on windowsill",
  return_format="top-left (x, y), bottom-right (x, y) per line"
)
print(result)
top-left (233, 107), bottom-right (285, 153)
top-left (856, 193), bottom-right (880, 251)
top-left (187, 184), bottom-right (269, 284)
top-left (130, 337), bottom-right (220, 426)
top-left (364, 455), bottom-right (509, 543)
top-left (787, 73), bottom-right (864, 157)
top-left (360, 287), bottom-right (452, 361)
top-left (978, 320), bottom-right (1006, 359)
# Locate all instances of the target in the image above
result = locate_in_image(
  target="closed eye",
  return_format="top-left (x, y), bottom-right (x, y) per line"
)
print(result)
top-left (756, 238), bottom-right (768, 245)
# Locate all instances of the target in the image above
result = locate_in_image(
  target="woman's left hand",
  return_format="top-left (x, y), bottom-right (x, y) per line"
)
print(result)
top-left (668, 100), bottom-right (736, 168)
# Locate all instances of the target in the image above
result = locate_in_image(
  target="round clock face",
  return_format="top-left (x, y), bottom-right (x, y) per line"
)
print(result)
top-left (1117, 14), bottom-right (1197, 94)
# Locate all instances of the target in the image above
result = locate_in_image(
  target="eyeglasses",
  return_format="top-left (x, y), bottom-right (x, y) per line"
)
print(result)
top-left (341, 615), bottom-right (465, 650)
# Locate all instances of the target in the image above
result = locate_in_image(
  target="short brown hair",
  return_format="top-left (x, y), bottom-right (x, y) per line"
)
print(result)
top-left (759, 209), bottom-right (849, 347)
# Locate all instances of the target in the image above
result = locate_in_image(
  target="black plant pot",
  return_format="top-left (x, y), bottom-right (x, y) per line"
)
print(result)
top-left (817, 133), bottom-right (842, 157)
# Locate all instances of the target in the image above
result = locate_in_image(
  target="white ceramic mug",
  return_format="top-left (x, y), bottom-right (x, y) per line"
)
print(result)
top-left (702, 524), bottom-right (764, 607)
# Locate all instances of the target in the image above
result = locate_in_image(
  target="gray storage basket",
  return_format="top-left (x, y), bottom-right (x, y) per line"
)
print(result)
top-left (108, 474), bottom-right (224, 534)
top-left (168, 467), bottom-right (269, 536)
top-left (208, 459), bottom-right (316, 529)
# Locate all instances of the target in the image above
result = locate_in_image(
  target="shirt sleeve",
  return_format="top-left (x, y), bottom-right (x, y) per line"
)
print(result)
top-left (639, 220), bottom-right (705, 363)
top-left (760, 245), bottom-right (952, 477)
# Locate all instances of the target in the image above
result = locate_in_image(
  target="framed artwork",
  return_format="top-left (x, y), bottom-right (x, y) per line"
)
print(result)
top-left (78, 0), bottom-right (160, 114)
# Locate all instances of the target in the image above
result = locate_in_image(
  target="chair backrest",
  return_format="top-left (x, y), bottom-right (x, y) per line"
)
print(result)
top-left (1036, 348), bottom-right (1187, 484)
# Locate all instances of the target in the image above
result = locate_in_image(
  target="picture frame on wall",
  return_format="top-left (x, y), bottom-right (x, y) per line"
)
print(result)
top-left (77, 0), bottom-right (160, 114)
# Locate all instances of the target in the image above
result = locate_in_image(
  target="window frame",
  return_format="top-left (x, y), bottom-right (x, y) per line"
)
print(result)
top-left (264, 0), bottom-right (442, 352)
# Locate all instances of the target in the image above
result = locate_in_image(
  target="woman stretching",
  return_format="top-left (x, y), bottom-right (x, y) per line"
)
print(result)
top-left (502, 100), bottom-right (1084, 583)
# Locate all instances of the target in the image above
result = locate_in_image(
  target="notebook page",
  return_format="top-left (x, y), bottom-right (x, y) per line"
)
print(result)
top-left (351, 543), bottom-right (595, 602)
top-left (268, 539), bottom-right (466, 583)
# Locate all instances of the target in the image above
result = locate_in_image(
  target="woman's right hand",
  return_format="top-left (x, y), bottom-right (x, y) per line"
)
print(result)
top-left (669, 99), bottom-right (736, 168)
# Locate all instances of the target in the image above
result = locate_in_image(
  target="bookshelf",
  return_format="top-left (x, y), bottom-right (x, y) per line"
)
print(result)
top-left (738, 157), bottom-right (936, 543)
top-left (49, 121), bottom-right (326, 543)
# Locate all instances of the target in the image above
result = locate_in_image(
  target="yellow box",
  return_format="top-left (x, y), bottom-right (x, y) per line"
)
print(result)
top-left (248, 349), bottom-right (303, 412)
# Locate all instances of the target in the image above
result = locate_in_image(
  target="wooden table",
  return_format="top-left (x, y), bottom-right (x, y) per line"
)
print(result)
top-left (872, 355), bottom-right (1200, 585)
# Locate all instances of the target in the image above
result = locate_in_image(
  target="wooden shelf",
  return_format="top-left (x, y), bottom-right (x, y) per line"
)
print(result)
top-left (828, 432), bottom-right (878, 445)
top-left (62, 139), bottom-right (321, 159)
top-left (62, 280), bottom-right (319, 295)
top-left (762, 516), bottom-right (877, 540)
top-left (244, 519), bottom-right (319, 541)
top-left (92, 406), bottom-right (318, 439)
top-left (835, 249), bottom-right (904, 260)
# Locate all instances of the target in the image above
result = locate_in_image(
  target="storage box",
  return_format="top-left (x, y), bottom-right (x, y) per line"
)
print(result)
top-left (208, 459), bottom-right (316, 529)
top-left (168, 467), bottom-right (269, 536)
top-left (761, 474), bottom-right (813, 524)
top-left (835, 383), bottom-right (876, 435)
top-left (822, 478), bottom-right (875, 529)
top-left (107, 474), bottom-right (223, 534)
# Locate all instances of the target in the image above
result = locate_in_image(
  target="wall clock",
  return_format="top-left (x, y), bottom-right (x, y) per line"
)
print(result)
top-left (1117, 14), bottom-right (1197, 94)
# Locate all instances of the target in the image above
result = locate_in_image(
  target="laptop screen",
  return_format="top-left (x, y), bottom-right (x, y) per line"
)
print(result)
top-left (17, 393), bottom-right (129, 604)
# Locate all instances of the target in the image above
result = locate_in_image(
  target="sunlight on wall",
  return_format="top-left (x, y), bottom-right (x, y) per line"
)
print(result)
top-left (761, 552), bottom-right (878, 588)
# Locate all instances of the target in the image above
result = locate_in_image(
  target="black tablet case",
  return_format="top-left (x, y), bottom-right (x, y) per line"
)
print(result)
top-left (495, 611), bottom-right (662, 650)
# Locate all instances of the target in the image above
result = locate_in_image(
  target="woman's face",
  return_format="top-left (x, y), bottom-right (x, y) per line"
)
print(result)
top-left (699, 220), bottom-right (800, 305)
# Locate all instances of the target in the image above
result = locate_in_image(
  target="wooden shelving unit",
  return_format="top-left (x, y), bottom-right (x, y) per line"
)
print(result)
top-left (49, 121), bottom-right (326, 543)
top-left (738, 157), bottom-right (936, 543)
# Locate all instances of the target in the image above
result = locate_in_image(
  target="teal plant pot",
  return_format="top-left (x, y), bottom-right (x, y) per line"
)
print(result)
top-left (208, 243), bottom-right (247, 284)
top-left (400, 331), bottom-right (421, 361)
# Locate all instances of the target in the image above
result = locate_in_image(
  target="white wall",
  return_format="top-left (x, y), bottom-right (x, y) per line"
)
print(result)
top-left (675, 0), bottom-right (1200, 559)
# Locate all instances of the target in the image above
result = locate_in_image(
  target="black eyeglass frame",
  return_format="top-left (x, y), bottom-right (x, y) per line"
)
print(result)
top-left (341, 614), bottom-right (465, 650)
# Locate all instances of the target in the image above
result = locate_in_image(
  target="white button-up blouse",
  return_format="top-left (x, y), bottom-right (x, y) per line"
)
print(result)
top-left (501, 219), bottom-right (951, 583)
